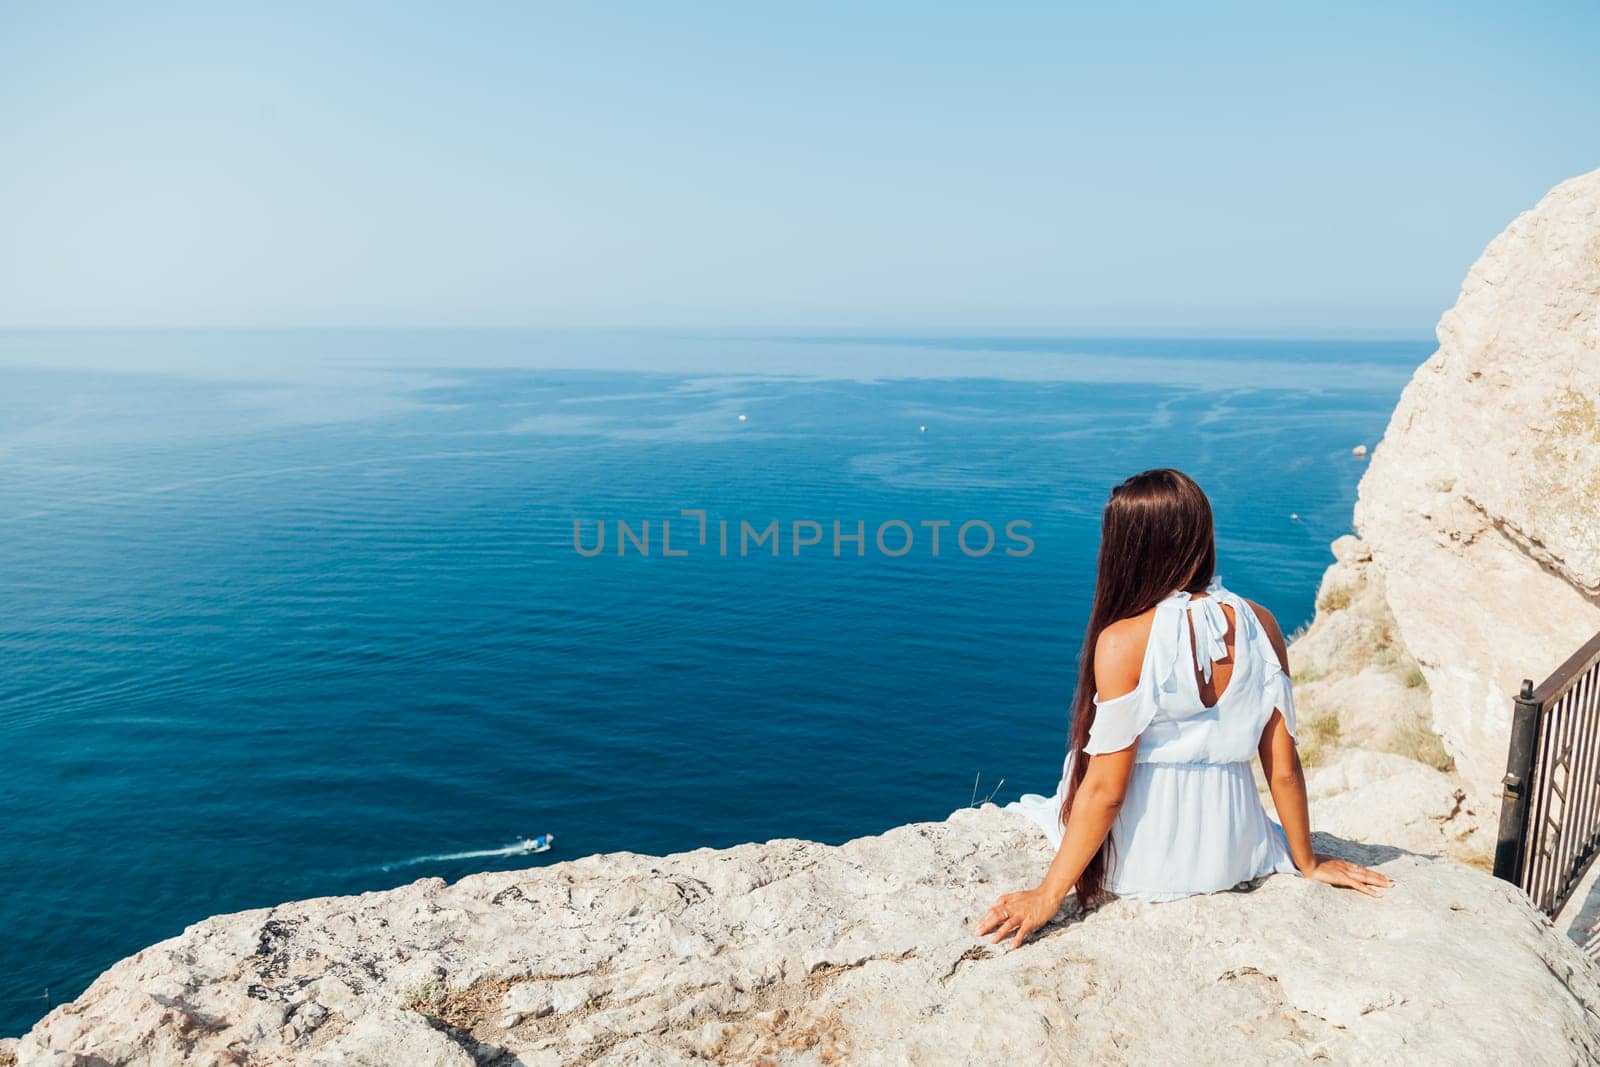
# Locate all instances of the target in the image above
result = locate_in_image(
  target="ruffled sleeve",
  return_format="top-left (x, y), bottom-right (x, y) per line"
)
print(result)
top-left (1237, 597), bottom-right (1297, 739)
top-left (1261, 667), bottom-right (1298, 738)
top-left (1084, 686), bottom-right (1157, 754)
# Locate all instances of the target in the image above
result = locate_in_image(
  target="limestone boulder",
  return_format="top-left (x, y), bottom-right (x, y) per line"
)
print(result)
top-left (1351, 168), bottom-right (1600, 796)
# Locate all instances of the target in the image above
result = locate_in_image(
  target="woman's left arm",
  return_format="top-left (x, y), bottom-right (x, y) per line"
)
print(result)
top-left (976, 745), bottom-right (1137, 949)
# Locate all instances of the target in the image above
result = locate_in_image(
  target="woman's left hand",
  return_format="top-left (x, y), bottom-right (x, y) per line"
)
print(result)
top-left (976, 886), bottom-right (1066, 950)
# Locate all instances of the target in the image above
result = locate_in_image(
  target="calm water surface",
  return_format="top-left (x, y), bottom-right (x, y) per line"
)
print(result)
top-left (0, 329), bottom-right (1428, 1033)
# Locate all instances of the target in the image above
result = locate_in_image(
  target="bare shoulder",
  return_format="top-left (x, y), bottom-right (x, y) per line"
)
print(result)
top-left (1244, 598), bottom-right (1291, 671)
top-left (1094, 607), bottom-right (1158, 700)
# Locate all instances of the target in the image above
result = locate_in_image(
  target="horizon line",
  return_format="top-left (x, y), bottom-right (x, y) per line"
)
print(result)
top-left (0, 323), bottom-right (1439, 340)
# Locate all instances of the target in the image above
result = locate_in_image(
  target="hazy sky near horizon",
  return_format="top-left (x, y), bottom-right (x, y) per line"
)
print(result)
top-left (2, 3), bottom-right (1597, 332)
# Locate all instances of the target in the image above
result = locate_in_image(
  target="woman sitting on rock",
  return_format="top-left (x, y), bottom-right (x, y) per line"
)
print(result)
top-left (982, 468), bottom-right (1389, 949)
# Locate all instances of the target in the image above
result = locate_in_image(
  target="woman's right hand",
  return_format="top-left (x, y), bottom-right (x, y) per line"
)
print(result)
top-left (976, 885), bottom-right (1069, 949)
top-left (1300, 852), bottom-right (1392, 897)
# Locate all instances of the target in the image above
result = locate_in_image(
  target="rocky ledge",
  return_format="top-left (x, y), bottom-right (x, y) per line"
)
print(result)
top-left (8, 805), bottom-right (1599, 1066)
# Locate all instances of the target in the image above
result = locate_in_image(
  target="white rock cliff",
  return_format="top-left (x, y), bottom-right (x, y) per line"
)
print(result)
top-left (1347, 167), bottom-right (1600, 798)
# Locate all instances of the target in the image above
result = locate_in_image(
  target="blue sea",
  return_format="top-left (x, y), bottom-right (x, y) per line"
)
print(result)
top-left (0, 329), bottom-right (1428, 1034)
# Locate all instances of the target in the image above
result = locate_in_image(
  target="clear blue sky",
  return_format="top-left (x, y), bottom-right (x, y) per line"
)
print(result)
top-left (2, 2), bottom-right (1596, 331)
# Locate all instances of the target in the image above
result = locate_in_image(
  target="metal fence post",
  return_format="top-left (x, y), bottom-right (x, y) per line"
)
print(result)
top-left (1494, 679), bottom-right (1542, 885)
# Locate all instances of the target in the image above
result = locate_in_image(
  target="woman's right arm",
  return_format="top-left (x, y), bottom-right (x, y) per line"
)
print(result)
top-left (1250, 601), bottom-right (1391, 898)
top-left (976, 618), bottom-right (1143, 949)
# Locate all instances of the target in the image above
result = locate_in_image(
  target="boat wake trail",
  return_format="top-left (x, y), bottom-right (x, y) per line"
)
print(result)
top-left (380, 834), bottom-right (554, 871)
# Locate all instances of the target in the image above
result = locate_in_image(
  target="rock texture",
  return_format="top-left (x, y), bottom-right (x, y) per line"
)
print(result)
top-left (13, 805), bottom-right (1600, 1066)
top-left (1302, 749), bottom-right (1491, 864)
top-left (1341, 167), bottom-right (1600, 797)
top-left (1283, 536), bottom-right (1498, 870)
top-left (1290, 536), bottom-right (1442, 765)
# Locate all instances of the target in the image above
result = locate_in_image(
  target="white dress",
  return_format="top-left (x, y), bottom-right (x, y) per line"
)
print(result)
top-left (1006, 577), bottom-right (1301, 901)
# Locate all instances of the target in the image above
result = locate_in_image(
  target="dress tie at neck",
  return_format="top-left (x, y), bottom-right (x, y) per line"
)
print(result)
top-left (1187, 597), bottom-right (1230, 683)
top-left (1172, 576), bottom-right (1229, 684)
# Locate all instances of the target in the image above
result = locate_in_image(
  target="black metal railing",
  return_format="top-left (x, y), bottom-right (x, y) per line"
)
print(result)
top-left (1495, 629), bottom-right (1600, 918)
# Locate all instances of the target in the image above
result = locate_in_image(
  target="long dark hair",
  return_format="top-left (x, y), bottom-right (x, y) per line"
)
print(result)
top-left (1060, 468), bottom-right (1216, 906)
